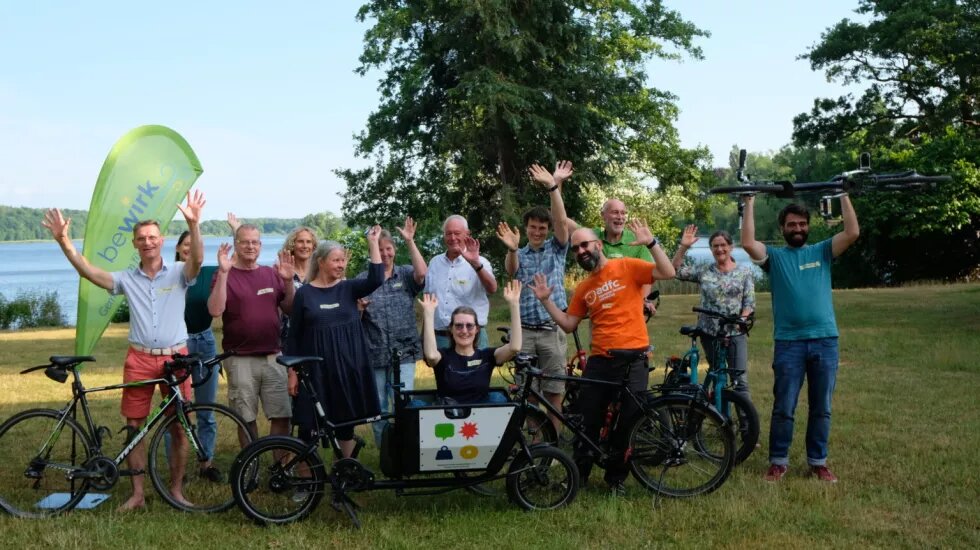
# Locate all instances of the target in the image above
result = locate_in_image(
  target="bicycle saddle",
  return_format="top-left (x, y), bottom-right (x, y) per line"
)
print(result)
top-left (679, 326), bottom-right (708, 338)
top-left (276, 356), bottom-right (323, 368)
top-left (49, 356), bottom-right (96, 368)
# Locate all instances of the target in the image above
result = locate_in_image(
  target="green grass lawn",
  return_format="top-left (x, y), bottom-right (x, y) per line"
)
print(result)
top-left (1, 284), bottom-right (978, 548)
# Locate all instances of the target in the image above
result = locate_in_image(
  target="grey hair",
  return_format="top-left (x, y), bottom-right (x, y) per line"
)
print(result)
top-left (235, 223), bottom-right (261, 240)
top-left (308, 240), bottom-right (345, 281)
top-left (441, 215), bottom-right (469, 233)
top-left (600, 198), bottom-right (626, 215)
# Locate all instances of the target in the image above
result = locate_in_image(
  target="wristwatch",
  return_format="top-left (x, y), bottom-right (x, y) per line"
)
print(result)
top-left (646, 237), bottom-right (659, 250)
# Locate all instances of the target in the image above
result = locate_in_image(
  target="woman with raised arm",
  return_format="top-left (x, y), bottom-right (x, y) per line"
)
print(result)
top-left (285, 227), bottom-right (383, 458)
top-left (419, 280), bottom-right (522, 404)
top-left (671, 224), bottom-right (756, 400)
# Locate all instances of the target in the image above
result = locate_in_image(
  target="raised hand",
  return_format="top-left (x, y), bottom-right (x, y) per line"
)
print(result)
top-left (502, 280), bottom-right (522, 305)
top-left (42, 208), bottom-right (71, 241)
top-left (461, 236), bottom-right (482, 264)
top-left (681, 224), bottom-right (698, 248)
top-left (276, 250), bottom-right (295, 281)
top-left (216, 243), bottom-right (234, 273)
top-left (418, 292), bottom-right (438, 312)
top-left (177, 189), bottom-right (206, 225)
top-left (553, 160), bottom-right (573, 187)
top-left (530, 273), bottom-right (553, 301)
top-left (396, 217), bottom-right (417, 242)
top-left (528, 164), bottom-right (555, 189)
top-left (365, 224), bottom-right (382, 244)
top-left (627, 219), bottom-right (654, 246)
top-left (227, 212), bottom-right (241, 234)
top-left (495, 221), bottom-right (520, 251)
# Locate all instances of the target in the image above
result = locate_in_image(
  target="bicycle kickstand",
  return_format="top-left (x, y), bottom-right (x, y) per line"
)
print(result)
top-left (331, 488), bottom-right (362, 528)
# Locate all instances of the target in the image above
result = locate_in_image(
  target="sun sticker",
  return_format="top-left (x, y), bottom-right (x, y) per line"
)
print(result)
top-left (459, 421), bottom-right (478, 439)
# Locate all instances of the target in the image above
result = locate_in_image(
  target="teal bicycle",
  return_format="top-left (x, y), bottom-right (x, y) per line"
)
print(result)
top-left (656, 308), bottom-right (760, 464)
top-left (0, 351), bottom-right (251, 518)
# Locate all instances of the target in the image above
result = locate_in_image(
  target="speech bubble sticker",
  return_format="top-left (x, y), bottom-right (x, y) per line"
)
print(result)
top-left (434, 423), bottom-right (455, 440)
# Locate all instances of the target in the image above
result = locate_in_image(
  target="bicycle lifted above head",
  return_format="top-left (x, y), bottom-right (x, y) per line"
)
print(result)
top-left (229, 350), bottom-right (579, 527)
top-left (656, 308), bottom-right (760, 465)
top-left (0, 350), bottom-right (251, 518)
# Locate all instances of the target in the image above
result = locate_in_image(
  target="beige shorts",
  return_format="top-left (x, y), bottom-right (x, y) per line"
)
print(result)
top-left (516, 329), bottom-right (567, 395)
top-left (224, 354), bottom-right (290, 422)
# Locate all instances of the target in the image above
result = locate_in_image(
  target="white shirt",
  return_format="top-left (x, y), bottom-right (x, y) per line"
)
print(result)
top-left (423, 253), bottom-right (493, 329)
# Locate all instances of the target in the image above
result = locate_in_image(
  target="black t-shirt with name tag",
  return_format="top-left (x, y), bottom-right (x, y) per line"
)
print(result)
top-left (434, 347), bottom-right (498, 404)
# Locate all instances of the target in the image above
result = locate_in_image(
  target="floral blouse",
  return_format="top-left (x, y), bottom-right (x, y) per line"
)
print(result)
top-left (676, 262), bottom-right (755, 337)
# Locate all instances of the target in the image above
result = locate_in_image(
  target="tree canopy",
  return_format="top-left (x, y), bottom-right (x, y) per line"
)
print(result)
top-left (338, 0), bottom-right (711, 237)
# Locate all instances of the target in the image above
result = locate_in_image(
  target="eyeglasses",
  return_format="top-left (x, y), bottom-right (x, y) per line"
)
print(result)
top-left (571, 240), bottom-right (598, 252)
top-left (452, 322), bottom-right (477, 332)
top-left (237, 240), bottom-right (262, 247)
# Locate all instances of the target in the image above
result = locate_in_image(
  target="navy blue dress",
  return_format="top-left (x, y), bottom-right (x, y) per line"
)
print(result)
top-left (287, 262), bottom-right (384, 439)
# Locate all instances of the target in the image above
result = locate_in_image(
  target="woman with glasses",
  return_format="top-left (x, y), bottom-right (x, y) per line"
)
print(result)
top-left (419, 280), bottom-right (522, 404)
top-left (671, 224), bottom-right (756, 401)
top-left (285, 227), bottom-right (383, 458)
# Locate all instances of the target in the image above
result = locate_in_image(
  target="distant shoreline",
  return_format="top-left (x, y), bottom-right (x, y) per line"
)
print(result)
top-left (1, 233), bottom-right (289, 244)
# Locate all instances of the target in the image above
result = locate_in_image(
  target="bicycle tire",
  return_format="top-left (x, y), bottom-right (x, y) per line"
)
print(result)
top-left (506, 445), bottom-right (578, 511)
top-left (628, 395), bottom-right (734, 497)
top-left (230, 436), bottom-right (326, 525)
top-left (147, 403), bottom-right (253, 513)
top-left (463, 405), bottom-right (558, 497)
top-left (717, 390), bottom-right (759, 465)
top-left (0, 408), bottom-right (93, 518)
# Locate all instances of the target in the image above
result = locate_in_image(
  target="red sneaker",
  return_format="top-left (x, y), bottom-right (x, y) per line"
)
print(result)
top-left (810, 465), bottom-right (838, 483)
top-left (764, 464), bottom-right (788, 482)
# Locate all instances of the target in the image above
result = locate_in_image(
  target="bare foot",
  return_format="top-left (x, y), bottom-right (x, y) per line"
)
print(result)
top-left (117, 494), bottom-right (146, 511)
top-left (170, 488), bottom-right (194, 508)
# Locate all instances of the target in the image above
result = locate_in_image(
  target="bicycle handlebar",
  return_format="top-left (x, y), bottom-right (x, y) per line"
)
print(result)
top-left (709, 171), bottom-right (952, 198)
top-left (166, 350), bottom-right (236, 388)
top-left (692, 307), bottom-right (754, 335)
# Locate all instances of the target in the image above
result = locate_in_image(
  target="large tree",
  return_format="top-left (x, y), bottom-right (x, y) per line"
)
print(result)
top-left (338, 0), bottom-right (710, 236)
top-left (791, 0), bottom-right (980, 284)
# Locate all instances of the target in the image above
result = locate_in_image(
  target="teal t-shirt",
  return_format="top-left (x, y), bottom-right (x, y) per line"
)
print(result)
top-left (185, 265), bottom-right (217, 334)
top-left (766, 239), bottom-right (838, 340)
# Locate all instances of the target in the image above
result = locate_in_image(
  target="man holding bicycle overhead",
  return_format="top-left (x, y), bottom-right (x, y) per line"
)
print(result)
top-left (41, 190), bottom-right (207, 511)
top-left (496, 160), bottom-right (572, 433)
top-left (741, 194), bottom-right (860, 483)
top-left (531, 222), bottom-right (675, 495)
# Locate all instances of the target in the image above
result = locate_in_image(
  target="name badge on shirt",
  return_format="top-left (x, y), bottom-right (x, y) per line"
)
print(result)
top-left (799, 261), bottom-right (821, 271)
top-left (602, 303), bottom-right (614, 309)
top-left (392, 282), bottom-right (403, 289)
top-left (257, 287), bottom-right (274, 296)
top-left (467, 359), bottom-right (482, 367)
top-left (157, 286), bottom-right (176, 294)
top-left (320, 303), bottom-right (339, 309)
top-left (456, 279), bottom-right (469, 286)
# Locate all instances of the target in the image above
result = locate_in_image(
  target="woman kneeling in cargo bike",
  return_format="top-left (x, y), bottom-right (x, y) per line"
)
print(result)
top-left (419, 280), bottom-right (522, 404)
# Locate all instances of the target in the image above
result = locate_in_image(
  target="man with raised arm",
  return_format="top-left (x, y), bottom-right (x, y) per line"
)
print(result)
top-left (41, 190), bottom-right (206, 511)
top-left (530, 220), bottom-right (675, 495)
top-left (425, 214), bottom-right (498, 349)
top-left (740, 194), bottom-right (859, 483)
top-left (207, 224), bottom-right (295, 444)
top-left (496, 161), bottom-right (572, 432)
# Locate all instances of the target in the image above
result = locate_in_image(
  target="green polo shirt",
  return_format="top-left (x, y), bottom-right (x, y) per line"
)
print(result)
top-left (593, 227), bottom-right (654, 261)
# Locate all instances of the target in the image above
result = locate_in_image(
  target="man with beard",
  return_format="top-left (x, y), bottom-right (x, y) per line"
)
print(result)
top-left (425, 215), bottom-right (498, 349)
top-left (741, 195), bottom-right (860, 483)
top-left (530, 221), bottom-right (674, 494)
top-left (208, 224), bottom-right (295, 442)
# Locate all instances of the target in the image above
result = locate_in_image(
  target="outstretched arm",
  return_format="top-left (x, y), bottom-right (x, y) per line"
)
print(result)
top-left (672, 224), bottom-right (698, 270)
top-left (628, 220), bottom-right (675, 280)
top-left (494, 281), bottom-right (523, 364)
top-left (207, 243), bottom-right (234, 317)
top-left (530, 273), bottom-right (581, 333)
top-left (419, 293), bottom-right (442, 367)
top-left (461, 236), bottom-right (498, 294)
top-left (496, 222), bottom-right (520, 277)
top-left (740, 195), bottom-right (767, 261)
top-left (397, 217), bottom-right (428, 285)
top-left (178, 190), bottom-right (206, 281)
top-left (831, 194), bottom-right (860, 258)
top-left (42, 209), bottom-right (114, 290)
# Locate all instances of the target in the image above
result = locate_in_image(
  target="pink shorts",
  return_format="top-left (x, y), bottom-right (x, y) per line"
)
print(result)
top-left (120, 347), bottom-right (192, 420)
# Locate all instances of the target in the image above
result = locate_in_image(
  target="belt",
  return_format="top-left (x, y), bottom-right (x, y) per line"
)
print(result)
top-left (522, 323), bottom-right (557, 332)
top-left (131, 343), bottom-right (186, 356)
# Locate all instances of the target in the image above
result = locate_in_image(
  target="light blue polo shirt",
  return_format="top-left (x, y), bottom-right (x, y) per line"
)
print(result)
top-left (766, 239), bottom-right (838, 340)
top-left (111, 261), bottom-right (195, 349)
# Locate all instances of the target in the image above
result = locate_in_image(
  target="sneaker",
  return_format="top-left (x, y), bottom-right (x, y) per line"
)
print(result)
top-left (764, 464), bottom-right (788, 482)
top-left (199, 465), bottom-right (224, 483)
top-left (810, 465), bottom-right (838, 483)
top-left (608, 481), bottom-right (627, 497)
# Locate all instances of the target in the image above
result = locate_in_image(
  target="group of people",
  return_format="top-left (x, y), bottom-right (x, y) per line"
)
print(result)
top-left (43, 159), bottom-right (860, 507)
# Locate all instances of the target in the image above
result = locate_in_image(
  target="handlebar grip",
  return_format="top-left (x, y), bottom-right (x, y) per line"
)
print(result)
top-left (738, 149), bottom-right (747, 169)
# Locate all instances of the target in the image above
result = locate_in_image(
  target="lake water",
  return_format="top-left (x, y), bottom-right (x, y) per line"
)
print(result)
top-left (0, 237), bottom-right (756, 327)
top-left (0, 236), bottom-right (286, 326)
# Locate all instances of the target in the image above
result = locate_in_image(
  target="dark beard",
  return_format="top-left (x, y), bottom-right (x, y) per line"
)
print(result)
top-left (783, 230), bottom-right (809, 247)
top-left (576, 252), bottom-right (599, 271)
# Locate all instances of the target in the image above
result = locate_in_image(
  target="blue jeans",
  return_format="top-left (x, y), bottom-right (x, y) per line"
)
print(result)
top-left (435, 328), bottom-right (489, 351)
top-left (186, 328), bottom-right (220, 460)
top-left (769, 338), bottom-right (838, 467)
top-left (372, 360), bottom-right (417, 445)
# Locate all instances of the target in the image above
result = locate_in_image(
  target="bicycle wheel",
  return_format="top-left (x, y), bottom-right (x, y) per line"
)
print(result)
top-left (230, 436), bottom-right (326, 525)
top-left (717, 390), bottom-right (759, 465)
top-left (463, 405), bottom-right (557, 497)
top-left (0, 408), bottom-right (93, 518)
top-left (628, 396), bottom-right (734, 497)
top-left (147, 403), bottom-right (253, 513)
top-left (506, 445), bottom-right (578, 511)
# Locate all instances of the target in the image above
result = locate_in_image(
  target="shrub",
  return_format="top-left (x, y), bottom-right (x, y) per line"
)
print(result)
top-left (111, 297), bottom-right (130, 323)
top-left (0, 291), bottom-right (67, 329)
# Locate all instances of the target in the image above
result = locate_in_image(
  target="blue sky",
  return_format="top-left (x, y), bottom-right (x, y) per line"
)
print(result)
top-left (0, 1), bottom-right (864, 218)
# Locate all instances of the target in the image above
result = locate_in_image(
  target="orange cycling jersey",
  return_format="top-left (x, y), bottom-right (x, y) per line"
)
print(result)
top-left (567, 257), bottom-right (654, 357)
